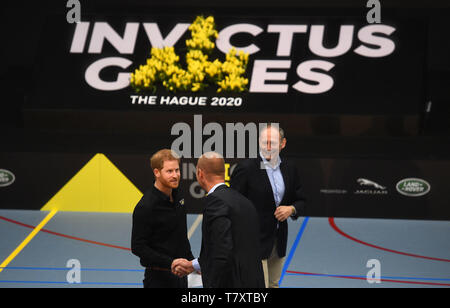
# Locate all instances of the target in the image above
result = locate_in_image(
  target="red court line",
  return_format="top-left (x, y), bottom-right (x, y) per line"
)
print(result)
top-left (0, 215), bottom-right (131, 251)
top-left (329, 217), bottom-right (450, 263)
top-left (287, 270), bottom-right (450, 287)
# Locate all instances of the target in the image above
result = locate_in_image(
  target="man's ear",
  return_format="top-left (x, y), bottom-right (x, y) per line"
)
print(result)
top-left (197, 167), bottom-right (206, 182)
top-left (280, 138), bottom-right (287, 150)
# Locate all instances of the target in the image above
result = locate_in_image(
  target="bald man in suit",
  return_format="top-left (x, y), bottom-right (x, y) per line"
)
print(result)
top-left (171, 152), bottom-right (265, 288)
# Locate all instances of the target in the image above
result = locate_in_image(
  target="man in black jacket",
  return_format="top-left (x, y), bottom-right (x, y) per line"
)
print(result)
top-left (131, 149), bottom-right (194, 288)
top-left (230, 125), bottom-right (307, 288)
top-left (172, 152), bottom-right (265, 288)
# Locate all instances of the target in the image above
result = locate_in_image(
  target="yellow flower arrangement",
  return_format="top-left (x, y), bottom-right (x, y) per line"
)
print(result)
top-left (129, 15), bottom-right (249, 93)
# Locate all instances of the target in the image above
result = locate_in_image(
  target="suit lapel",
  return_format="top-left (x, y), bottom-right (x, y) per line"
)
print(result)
top-left (279, 159), bottom-right (290, 205)
top-left (200, 184), bottom-right (227, 264)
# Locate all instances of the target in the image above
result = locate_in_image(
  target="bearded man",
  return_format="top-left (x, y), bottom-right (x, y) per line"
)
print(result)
top-left (131, 149), bottom-right (194, 288)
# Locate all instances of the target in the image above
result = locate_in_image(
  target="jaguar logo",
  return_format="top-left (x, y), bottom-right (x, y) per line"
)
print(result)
top-left (357, 178), bottom-right (386, 190)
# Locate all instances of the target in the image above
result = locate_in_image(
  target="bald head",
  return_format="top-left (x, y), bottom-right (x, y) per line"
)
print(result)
top-left (197, 152), bottom-right (225, 180)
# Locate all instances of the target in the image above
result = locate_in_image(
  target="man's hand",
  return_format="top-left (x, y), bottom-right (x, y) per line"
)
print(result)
top-left (171, 258), bottom-right (194, 277)
top-left (274, 205), bottom-right (295, 222)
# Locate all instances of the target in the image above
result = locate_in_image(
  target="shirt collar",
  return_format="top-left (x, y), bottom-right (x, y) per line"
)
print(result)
top-left (259, 151), bottom-right (282, 169)
top-left (207, 182), bottom-right (226, 195)
top-left (152, 184), bottom-right (178, 202)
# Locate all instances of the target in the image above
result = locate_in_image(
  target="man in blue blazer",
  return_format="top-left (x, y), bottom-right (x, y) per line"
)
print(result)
top-left (230, 124), bottom-right (307, 288)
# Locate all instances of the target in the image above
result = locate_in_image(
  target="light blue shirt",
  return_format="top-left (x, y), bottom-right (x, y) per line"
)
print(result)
top-left (192, 182), bottom-right (227, 272)
top-left (260, 152), bottom-right (285, 207)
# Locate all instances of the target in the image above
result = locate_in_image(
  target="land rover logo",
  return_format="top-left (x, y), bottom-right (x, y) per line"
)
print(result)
top-left (0, 169), bottom-right (15, 187)
top-left (396, 178), bottom-right (430, 197)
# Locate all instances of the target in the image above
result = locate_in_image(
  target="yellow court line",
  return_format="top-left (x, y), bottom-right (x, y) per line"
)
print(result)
top-left (0, 209), bottom-right (58, 274)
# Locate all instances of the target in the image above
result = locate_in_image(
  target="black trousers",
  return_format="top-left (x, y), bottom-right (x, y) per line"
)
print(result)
top-left (143, 268), bottom-right (188, 288)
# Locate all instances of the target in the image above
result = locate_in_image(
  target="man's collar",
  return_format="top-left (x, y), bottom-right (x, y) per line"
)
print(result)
top-left (207, 182), bottom-right (227, 195)
top-left (259, 151), bottom-right (282, 169)
top-left (152, 184), bottom-right (177, 202)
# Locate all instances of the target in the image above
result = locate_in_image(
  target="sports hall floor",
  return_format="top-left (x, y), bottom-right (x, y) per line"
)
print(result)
top-left (0, 210), bottom-right (449, 288)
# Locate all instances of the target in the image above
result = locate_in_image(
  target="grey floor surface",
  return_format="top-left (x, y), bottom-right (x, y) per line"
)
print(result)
top-left (0, 210), bottom-right (449, 288)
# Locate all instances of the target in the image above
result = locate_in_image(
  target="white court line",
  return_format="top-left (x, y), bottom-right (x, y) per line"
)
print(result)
top-left (187, 214), bottom-right (204, 287)
top-left (187, 214), bottom-right (203, 239)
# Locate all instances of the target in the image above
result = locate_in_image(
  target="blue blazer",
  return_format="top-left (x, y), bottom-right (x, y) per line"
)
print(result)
top-left (231, 157), bottom-right (307, 259)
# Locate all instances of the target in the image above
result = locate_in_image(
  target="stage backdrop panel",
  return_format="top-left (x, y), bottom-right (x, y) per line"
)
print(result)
top-left (1, 152), bottom-right (448, 220)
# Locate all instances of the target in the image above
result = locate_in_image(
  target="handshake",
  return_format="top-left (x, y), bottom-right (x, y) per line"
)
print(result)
top-left (171, 258), bottom-right (199, 277)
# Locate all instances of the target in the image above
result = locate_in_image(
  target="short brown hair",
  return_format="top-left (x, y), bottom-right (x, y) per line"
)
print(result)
top-left (150, 149), bottom-right (180, 170)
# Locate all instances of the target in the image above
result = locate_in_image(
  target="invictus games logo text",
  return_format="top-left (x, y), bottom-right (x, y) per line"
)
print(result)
top-left (69, 17), bottom-right (396, 93)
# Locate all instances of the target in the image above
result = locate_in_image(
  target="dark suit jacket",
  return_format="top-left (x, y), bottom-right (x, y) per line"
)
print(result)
top-left (199, 184), bottom-right (265, 288)
top-left (230, 157), bottom-right (307, 259)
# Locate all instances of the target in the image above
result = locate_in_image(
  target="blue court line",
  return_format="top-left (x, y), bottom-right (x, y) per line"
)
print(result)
top-left (0, 280), bottom-right (142, 286)
top-left (285, 272), bottom-right (450, 282)
top-left (279, 216), bottom-right (310, 287)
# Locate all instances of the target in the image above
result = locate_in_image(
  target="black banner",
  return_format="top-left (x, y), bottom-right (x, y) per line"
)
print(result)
top-left (29, 12), bottom-right (426, 115)
top-left (1, 152), bottom-right (448, 220)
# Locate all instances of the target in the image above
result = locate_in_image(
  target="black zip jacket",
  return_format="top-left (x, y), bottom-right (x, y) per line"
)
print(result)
top-left (131, 186), bottom-right (194, 269)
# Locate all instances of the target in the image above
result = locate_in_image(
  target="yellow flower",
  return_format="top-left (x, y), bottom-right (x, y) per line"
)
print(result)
top-left (130, 15), bottom-right (249, 93)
